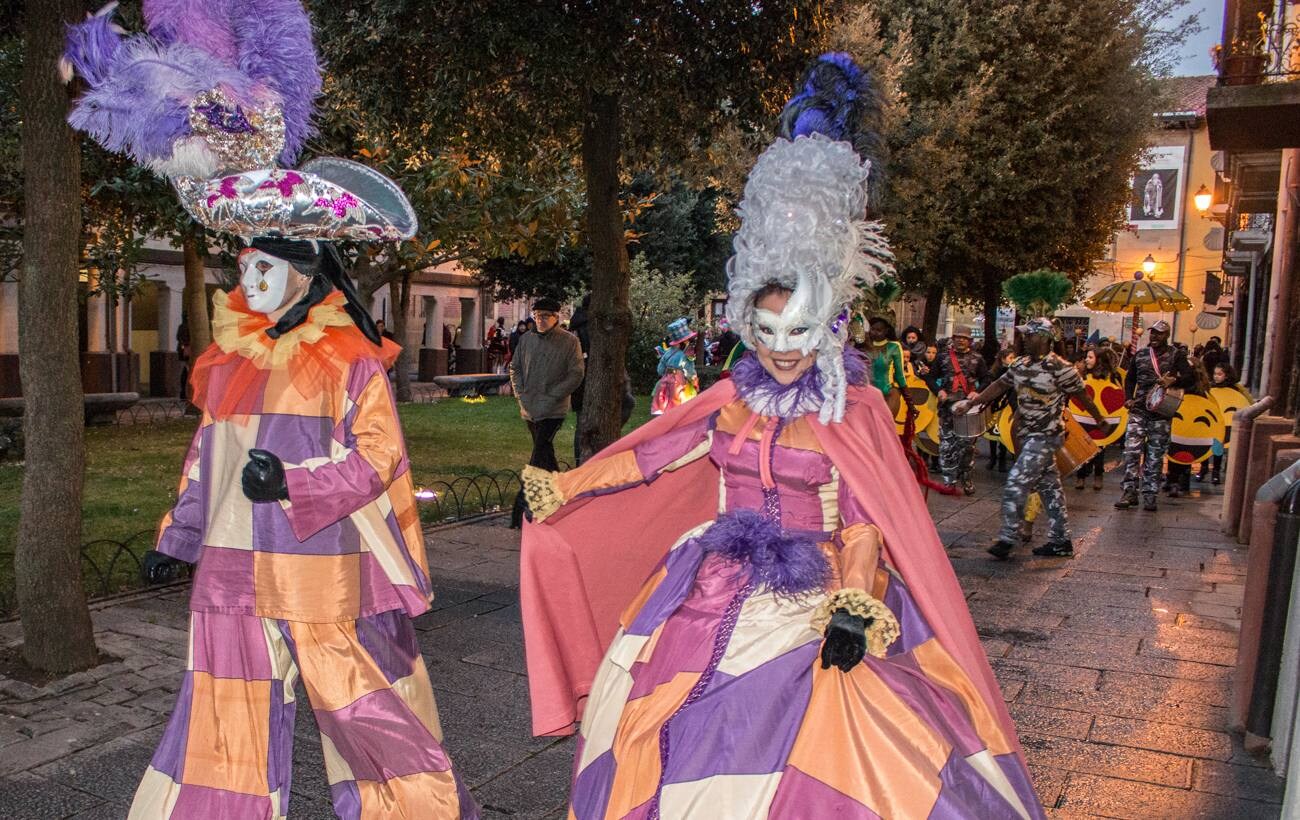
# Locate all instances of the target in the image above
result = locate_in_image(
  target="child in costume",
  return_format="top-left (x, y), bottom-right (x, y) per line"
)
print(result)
top-left (63, 4), bottom-right (478, 817)
top-left (650, 318), bottom-right (700, 415)
top-left (519, 54), bottom-right (1045, 819)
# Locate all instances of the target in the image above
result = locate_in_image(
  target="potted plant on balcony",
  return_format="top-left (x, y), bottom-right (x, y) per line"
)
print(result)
top-left (1212, 13), bottom-right (1271, 86)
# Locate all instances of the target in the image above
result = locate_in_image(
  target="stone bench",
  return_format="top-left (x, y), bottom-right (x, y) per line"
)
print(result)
top-left (431, 373), bottom-right (510, 398)
top-left (0, 391), bottom-right (141, 426)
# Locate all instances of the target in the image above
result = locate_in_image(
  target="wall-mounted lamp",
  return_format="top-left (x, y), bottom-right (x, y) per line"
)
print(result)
top-left (1193, 184), bottom-right (1212, 215)
top-left (1141, 254), bottom-right (1156, 275)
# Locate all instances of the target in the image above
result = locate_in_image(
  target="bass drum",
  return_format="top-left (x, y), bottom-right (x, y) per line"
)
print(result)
top-left (997, 407), bottom-right (1099, 477)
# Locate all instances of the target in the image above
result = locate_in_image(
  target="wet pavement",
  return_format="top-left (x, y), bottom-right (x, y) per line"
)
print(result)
top-left (0, 463), bottom-right (1286, 818)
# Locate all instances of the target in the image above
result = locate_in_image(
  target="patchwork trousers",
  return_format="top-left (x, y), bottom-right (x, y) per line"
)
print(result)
top-left (998, 434), bottom-right (1068, 544)
top-left (1121, 413), bottom-right (1171, 497)
top-left (129, 609), bottom-right (477, 820)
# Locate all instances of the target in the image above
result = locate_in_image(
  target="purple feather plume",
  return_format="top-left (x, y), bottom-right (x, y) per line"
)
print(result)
top-left (696, 510), bottom-right (829, 598)
top-left (65, 0), bottom-right (320, 170)
top-left (66, 30), bottom-right (259, 164)
top-left (145, 0), bottom-right (320, 164)
top-left (61, 8), bottom-right (122, 88)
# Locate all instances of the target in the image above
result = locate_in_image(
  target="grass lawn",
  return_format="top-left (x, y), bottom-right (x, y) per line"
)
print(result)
top-left (0, 396), bottom-right (652, 611)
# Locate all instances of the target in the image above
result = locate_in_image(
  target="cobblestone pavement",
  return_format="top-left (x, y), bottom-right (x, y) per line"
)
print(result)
top-left (0, 464), bottom-right (1287, 819)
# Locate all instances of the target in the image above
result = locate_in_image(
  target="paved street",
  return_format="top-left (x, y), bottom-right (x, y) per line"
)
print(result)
top-left (0, 464), bottom-right (1286, 819)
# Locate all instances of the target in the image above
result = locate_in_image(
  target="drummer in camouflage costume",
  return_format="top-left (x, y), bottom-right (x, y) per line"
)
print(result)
top-left (936, 326), bottom-right (990, 494)
top-left (1115, 320), bottom-right (1195, 512)
top-left (956, 319), bottom-right (1109, 559)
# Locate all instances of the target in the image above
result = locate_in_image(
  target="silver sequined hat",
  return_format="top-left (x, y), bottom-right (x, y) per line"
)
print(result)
top-left (170, 86), bottom-right (416, 242)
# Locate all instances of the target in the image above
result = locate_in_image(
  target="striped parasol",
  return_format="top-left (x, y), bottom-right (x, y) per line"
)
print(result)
top-left (1084, 271), bottom-right (1192, 351)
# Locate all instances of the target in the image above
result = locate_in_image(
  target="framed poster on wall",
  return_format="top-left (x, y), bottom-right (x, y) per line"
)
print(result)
top-left (1127, 145), bottom-right (1185, 231)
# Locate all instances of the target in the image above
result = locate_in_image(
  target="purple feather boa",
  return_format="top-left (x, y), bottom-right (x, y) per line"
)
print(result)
top-left (730, 347), bottom-right (867, 419)
top-left (696, 510), bottom-right (829, 598)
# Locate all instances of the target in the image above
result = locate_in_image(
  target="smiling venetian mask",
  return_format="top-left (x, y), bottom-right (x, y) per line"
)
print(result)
top-left (751, 280), bottom-right (826, 355)
top-left (238, 249), bottom-right (293, 314)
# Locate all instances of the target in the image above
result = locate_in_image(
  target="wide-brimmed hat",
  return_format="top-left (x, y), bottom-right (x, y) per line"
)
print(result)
top-left (174, 158), bottom-right (417, 242)
top-left (666, 318), bottom-right (696, 345)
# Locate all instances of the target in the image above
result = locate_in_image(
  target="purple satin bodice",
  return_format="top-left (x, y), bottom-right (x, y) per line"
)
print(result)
top-left (709, 427), bottom-right (834, 534)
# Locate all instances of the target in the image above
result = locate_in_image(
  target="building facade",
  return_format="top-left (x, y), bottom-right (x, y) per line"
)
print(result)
top-left (0, 248), bottom-right (526, 399)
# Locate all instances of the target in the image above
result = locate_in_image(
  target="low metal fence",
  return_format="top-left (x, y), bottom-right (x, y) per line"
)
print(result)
top-left (113, 400), bottom-right (190, 425)
top-left (0, 469), bottom-right (529, 618)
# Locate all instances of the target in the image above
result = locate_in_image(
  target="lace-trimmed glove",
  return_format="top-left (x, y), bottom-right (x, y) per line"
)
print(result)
top-left (242, 448), bottom-right (289, 503)
top-left (821, 609), bottom-right (868, 672)
top-left (812, 588), bottom-right (902, 673)
top-left (521, 465), bottom-right (565, 523)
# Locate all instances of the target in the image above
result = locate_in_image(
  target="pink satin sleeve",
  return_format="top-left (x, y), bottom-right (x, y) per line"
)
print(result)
top-left (156, 420), bottom-right (207, 562)
top-left (283, 363), bottom-right (404, 541)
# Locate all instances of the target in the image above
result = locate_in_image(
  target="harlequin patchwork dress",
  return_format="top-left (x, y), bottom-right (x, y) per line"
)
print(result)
top-left (521, 353), bottom-right (1045, 819)
top-left (130, 290), bottom-right (477, 820)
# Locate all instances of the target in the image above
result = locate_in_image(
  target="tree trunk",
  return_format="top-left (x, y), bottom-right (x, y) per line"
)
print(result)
top-left (981, 278), bottom-right (1001, 364)
top-left (15, 0), bottom-right (98, 672)
top-left (390, 271), bottom-right (412, 402)
top-left (922, 282), bottom-right (944, 341)
top-left (577, 91), bottom-right (632, 462)
top-left (182, 233), bottom-right (211, 356)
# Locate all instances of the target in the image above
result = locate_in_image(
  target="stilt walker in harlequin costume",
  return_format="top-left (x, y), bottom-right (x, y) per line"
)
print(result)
top-left (519, 54), bottom-right (1046, 819)
top-left (62, 4), bottom-right (478, 818)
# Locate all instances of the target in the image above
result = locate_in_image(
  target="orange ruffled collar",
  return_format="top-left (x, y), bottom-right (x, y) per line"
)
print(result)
top-left (190, 288), bottom-right (399, 417)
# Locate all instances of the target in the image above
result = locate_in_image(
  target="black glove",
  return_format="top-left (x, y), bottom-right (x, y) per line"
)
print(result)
top-left (141, 550), bottom-right (189, 585)
top-left (820, 608), bottom-right (869, 673)
top-left (242, 448), bottom-right (289, 503)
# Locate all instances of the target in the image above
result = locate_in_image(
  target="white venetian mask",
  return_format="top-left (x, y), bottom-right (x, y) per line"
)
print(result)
top-left (238, 249), bottom-right (293, 314)
top-left (751, 280), bottom-right (823, 354)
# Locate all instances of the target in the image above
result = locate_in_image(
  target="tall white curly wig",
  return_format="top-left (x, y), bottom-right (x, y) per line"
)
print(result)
top-left (725, 131), bottom-right (894, 424)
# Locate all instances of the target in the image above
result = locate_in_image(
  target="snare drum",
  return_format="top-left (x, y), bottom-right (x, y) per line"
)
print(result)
top-left (953, 406), bottom-right (993, 438)
top-left (1146, 386), bottom-right (1183, 419)
top-left (1055, 412), bottom-right (1100, 476)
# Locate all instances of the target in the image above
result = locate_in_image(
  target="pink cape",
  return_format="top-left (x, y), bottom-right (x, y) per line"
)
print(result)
top-left (519, 378), bottom-right (1022, 760)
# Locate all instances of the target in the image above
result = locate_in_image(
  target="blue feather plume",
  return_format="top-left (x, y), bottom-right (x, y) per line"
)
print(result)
top-left (779, 52), bottom-right (887, 207)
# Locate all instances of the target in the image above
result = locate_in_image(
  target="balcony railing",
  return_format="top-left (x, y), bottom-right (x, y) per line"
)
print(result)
top-left (1215, 11), bottom-right (1300, 85)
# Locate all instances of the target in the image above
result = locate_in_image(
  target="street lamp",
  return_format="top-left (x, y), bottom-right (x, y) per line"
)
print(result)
top-left (1193, 184), bottom-right (1213, 214)
top-left (1141, 254), bottom-right (1156, 275)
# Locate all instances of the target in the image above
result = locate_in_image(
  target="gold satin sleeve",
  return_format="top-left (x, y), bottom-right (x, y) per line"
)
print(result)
top-left (836, 522), bottom-right (882, 594)
top-left (553, 450), bottom-right (646, 501)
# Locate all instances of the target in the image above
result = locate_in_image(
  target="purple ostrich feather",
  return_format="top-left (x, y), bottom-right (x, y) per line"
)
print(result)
top-left (695, 510), bottom-right (829, 598)
top-left (145, 0), bottom-right (321, 164)
top-left (65, 23), bottom-right (260, 164)
top-left (65, 0), bottom-right (320, 169)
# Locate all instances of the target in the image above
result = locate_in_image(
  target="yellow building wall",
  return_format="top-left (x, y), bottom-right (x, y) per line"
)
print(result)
top-left (1059, 124), bottom-right (1226, 348)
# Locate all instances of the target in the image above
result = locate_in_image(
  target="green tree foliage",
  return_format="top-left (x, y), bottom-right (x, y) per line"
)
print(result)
top-left (626, 255), bottom-right (699, 393)
top-left (836, 0), bottom-right (1195, 347)
top-left (314, 0), bottom-right (831, 458)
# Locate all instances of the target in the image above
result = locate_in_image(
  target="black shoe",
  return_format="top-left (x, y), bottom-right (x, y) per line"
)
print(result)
top-left (1032, 540), bottom-right (1074, 558)
top-left (1074, 476), bottom-right (1086, 490)
top-left (1114, 492), bottom-right (1139, 509)
top-left (962, 479), bottom-right (976, 496)
top-left (988, 540), bottom-right (1015, 560)
top-left (1142, 495), bottom-right (1158, 512)
top-left (1211, 471), bottom-right (1221, 485)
